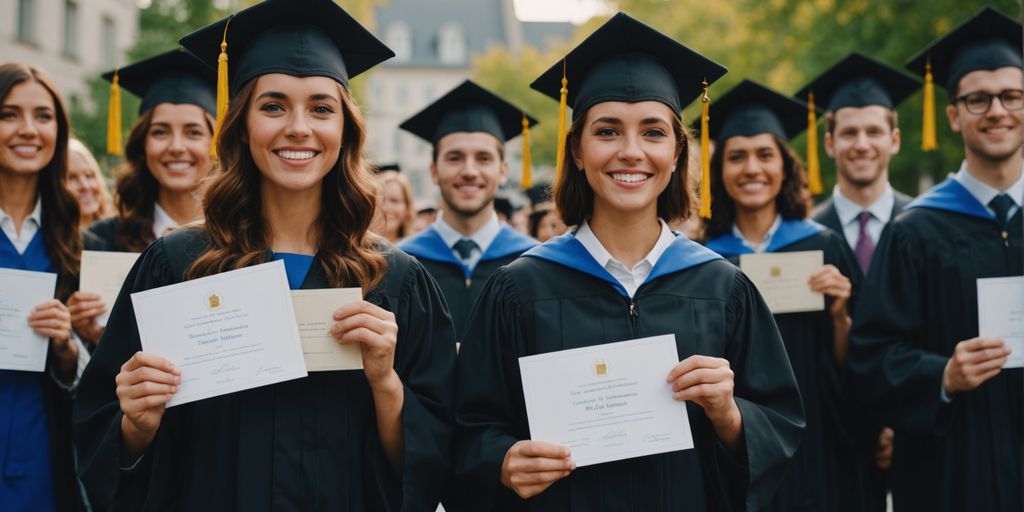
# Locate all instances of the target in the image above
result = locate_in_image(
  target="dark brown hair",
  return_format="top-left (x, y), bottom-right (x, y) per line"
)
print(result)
top-left (186, 79), bottom-right (387, 291)
top-left (112, 108), bottom-right (213, 251)
top-left (0, 63), bottom-right (80, 299)
top-left (554, 111), bottom-right (692, 227)
top-left (704, 134), bottom-right (808, 239)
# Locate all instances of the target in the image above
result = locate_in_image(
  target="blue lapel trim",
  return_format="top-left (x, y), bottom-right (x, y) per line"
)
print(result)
top-left (704, 219), bottom-right (825, 257)
top-left (479, 225), bottom-right (538, 262)
top-left (0, 230), bottom-right (54, 272)
top-left (906, 178), bottom-right (995, 221)
top-left (399, 226), bottom-right (471, 276)
top-left (524, 233), bottom-right (722, 298)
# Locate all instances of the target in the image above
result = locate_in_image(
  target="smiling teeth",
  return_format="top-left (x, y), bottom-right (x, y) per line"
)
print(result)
top-left (11, 145), bottom-right (38, 154)
top-left (611, 173), bottom-right (649, 183)
top-left (279, 150), bottom-right (316, 160)
top-left (166, 162), bottom-right (192, 170)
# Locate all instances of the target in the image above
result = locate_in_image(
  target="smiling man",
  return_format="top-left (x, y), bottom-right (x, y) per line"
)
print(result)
top-left (797, 53), bottom-right (920, 276)
top-left (398, 80), bottom-right (538, 343)
top-left (849, 7), bottom-right (1023, 512)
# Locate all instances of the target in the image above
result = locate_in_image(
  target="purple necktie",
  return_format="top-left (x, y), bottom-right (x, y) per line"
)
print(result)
top-left (854, 211), bottom-right (874, 274)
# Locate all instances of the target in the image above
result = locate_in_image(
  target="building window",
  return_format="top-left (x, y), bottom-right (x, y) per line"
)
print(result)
top-left (16, 0), bottom-right (36, 44)
top-left (63, 1), bottom-right (80, 59)
top-left (386, 22), bottom-right (411, 63)
top-left (437, 23), bottom-right (465, 65)
top-left (101, 16), bottom-right (117, 69)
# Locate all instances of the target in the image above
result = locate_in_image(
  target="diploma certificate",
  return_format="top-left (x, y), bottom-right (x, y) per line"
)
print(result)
top-left (518, 334), bottom-right (694, 467)
top-left (131, 260), bottom-right (308, 407)
top-left (80, 250), bottom-right (140, 326)
top-left (0, 268), bottom-right (57, 372)
top-left (977, 276), bottom-right (1024, 369)
top-left (291, 288), bottom-right (363, 371)
top-left (740, 250), bottom-right (824, 314)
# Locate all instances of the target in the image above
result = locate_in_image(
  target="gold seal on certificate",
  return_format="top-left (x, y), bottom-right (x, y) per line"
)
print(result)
top-left (518, 334), bottom-right (694, 467)
top-left (0, 268), bottom-right (58, 372)
top-left (130, 260), bottom-right (308, 407)
top-left (79, 250), bottom-right (141, 326)
top-left (740, 250), bottom-right (825, 314)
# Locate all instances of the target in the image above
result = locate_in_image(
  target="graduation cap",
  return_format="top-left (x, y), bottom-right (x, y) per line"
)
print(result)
top-left (794, 52), bottom-right (919, 192)
top-left (708, 79), bottom-right (809, 143)
top-left (102, 49), bottom-right (216, 156)
top-left (493, 197), bottom-right (514, 220)
top-left (529, 12), bottom-right (728, 218)
top-left (399, 80), bottom-right (539, 189)
top-left (525, 183), bottom-right (552, 209)
top-left (179, 0), bottom-right (394, 157)
top-left (905, 7), bottom-right (1023, 151)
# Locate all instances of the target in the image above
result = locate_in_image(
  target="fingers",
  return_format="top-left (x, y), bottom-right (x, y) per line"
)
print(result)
top-left (519, 441), bottom-right (571, 459)
top-left (666, 355), bottom-right (728, 382)
top-left (121, 380), bottom-right (178, 400)
top-left (953, 340), bottom-right (1010, 366)
top-left (332, 300), bottom-right (391, 323)
top-left (670, 367), bottom-right (732, 392)
top-left (959, 337), bottom-right (1006, 352)
top-left (330, 313), bottom-right (396, 340)
top-left (121, 352), bottom-right (180, 375)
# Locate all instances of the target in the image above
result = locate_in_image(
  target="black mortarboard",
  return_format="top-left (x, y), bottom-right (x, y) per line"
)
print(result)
top-left (795, 52), bottom-right (920, 112)
top-left (905, 6), bottom-right (1023, 93)
top-left (530, 12), bottom-right (727, 120)
top-left (525, 183), bottom-right (552, 208)
top-left (102, 49), bottom-right (216, 116)
top-left (399, 80), bottom-right (538, 144)
top-left (493, 197), bottom-right (514, 220)
top-left (179, 0), bottom-right (393, 95)
top-left (709, 80), bottom-right (809, 142)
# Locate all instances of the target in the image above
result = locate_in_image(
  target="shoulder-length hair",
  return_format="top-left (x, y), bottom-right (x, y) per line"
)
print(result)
top-left (377, 170), bottom-right (415, 240)
top-left (704, 134), bottom-right (808, 239)
top-left (68, 137), bottom-right (114, 226)
top-left (186, 78), bottom-right (387, 291)
top-left (112, 107), bottom-right (213, 251)
top-left (554, 108), bottom-right (694, 227)
top-left (0, 63), bottom-right (80, 299)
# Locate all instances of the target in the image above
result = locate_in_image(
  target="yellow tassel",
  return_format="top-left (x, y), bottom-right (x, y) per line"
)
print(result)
top-left (699, 79), bottom-right (712, 219)
top-left (520, 113), bottom-right (532, 189)
top-left (921, 59), bottom-right (938, 151)
top-left (806, 92), bottom-right (823, 195)
top-left (210, 18), bottom-right (231, 159)
top-left (106, 70), bottom-right (123, 156)
top-left (554, 60), bottom-right (568, 180)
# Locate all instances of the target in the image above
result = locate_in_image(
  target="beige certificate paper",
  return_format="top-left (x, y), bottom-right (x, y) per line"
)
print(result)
top-left (291, 288), bottom-right (363, 371)
top-left (740, 250), bottom-right (824, 314)
top-left (80, 250), bottom-right (141, 325)
top-left (0, 268), bottom-right (57, 372)
top-left (977, 276), bottom-right (1024, 369)
top-left (519, 334), bottom-right (694, 467)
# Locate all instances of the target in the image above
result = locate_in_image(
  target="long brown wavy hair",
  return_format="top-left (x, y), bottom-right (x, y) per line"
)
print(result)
top-left (704, 134), bottom-right (808, 239)
top-left (0, 63), bottom-right (80, 299)
top-left (186, 78), bottom-right (387, 291)
top-left (112, 108), bottom-right (213, 251)
top-left (555, 111), bottom-right (693, 227)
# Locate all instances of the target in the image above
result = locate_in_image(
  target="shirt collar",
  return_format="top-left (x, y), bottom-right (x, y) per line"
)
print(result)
top-left (575, 218), bottom-right (675, 270)
top-left (731, 214), bottom-right (782, 252)
top-left (831, 184), bottom-right (895, 225)
top-left (433, 210), bottom-right (502, 254)
top-left (152, 202), bottom-right (178, 238)
top-left (0, 196), bottom-right (42, 227)
top-left (955, 161), bottom-right (1024, 209)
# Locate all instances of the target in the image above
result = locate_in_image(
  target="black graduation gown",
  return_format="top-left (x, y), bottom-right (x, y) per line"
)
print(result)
top-left (399, 223), bottom-right (536, 341)
top-left (706, 220), bottom-right (884, 512)
top-left (454, 232), bottom-right (805, 511)
top-left (73, 228), bottom-right (456, 511)
top-left (812, 189), bottom-right (913, 252)
top-left (82, 217), bottom-right (126, 252)
top-left (849, 178), bottom-right (1023, 512)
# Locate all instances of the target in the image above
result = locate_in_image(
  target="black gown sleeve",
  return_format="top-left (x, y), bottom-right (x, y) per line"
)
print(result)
top-left (452, 268), bottom-right (525, 508)
top-left (72, 237), bottom-right (177, 510)
top-left (848, 221), bottom-right (952, 435)
top-left (375, 255), bottom-right (457, 509)
top-left (725, 270), bottom-right (806, 511)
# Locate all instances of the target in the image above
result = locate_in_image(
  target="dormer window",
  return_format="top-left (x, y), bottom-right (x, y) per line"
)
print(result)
top-left (437, 23), bottom-right (465, 65)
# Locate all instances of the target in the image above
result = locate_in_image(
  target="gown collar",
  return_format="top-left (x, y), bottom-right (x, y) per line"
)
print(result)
top-left (705, 218), bottom-right (826, 257)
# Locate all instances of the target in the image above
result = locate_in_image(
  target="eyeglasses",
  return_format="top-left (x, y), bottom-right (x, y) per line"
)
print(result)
top-left (956, 89), bottom-right (1024, 115)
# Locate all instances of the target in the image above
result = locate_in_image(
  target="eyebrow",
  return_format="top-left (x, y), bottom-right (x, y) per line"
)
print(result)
top-left (590, 116), bottom-right (670, 126)
top-left (255, 91), bottom-right (339, 104)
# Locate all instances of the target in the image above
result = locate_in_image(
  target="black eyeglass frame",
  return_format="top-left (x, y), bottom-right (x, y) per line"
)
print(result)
top-left (956, 89), bottom-right (1024, 115)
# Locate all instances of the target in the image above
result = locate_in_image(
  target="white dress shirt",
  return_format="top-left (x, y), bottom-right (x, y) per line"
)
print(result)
top-left (575, 219), bottom-right (676, 298)
top-left (731, 214), bottom-right (782, 253)
top-left (830, 184), bottom-right (895, 250)
top-left (153, 202), bottom-right (180, 239)
top-left (0, 197), bottom-right (42, 254)
top-left (953, 161), bottom-right (1024, 221)
top-left (432, 211), bottom-right (502, 270)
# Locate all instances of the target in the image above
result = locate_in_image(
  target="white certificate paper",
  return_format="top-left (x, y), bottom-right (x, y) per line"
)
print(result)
top-left (131, 260), bottom-right (308, 407)
top-left (80, 250), bottom-right (141, 326)
top-left (0, 268), bottom-right (57, 372)
top-left (291, 288), bottom-right (363, 372)
top-left (518, 334), bottom-right (694, 467)
top-left (740, 250), bottom-right (824, 314)
top-left (977, 276), bottom-right (1024, 369)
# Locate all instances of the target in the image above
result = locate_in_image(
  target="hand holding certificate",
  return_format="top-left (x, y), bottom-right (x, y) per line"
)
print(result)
top-left (131, 260), bottom-right (307, 407)
top-left (977, 276), bottom-right (1024, 368)
top-left (0, 268), bottom-right (58, 372)
top-left (741, 250), bottom-right (824, 314)
top-left (518, 335), bottom-right (693, 467)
